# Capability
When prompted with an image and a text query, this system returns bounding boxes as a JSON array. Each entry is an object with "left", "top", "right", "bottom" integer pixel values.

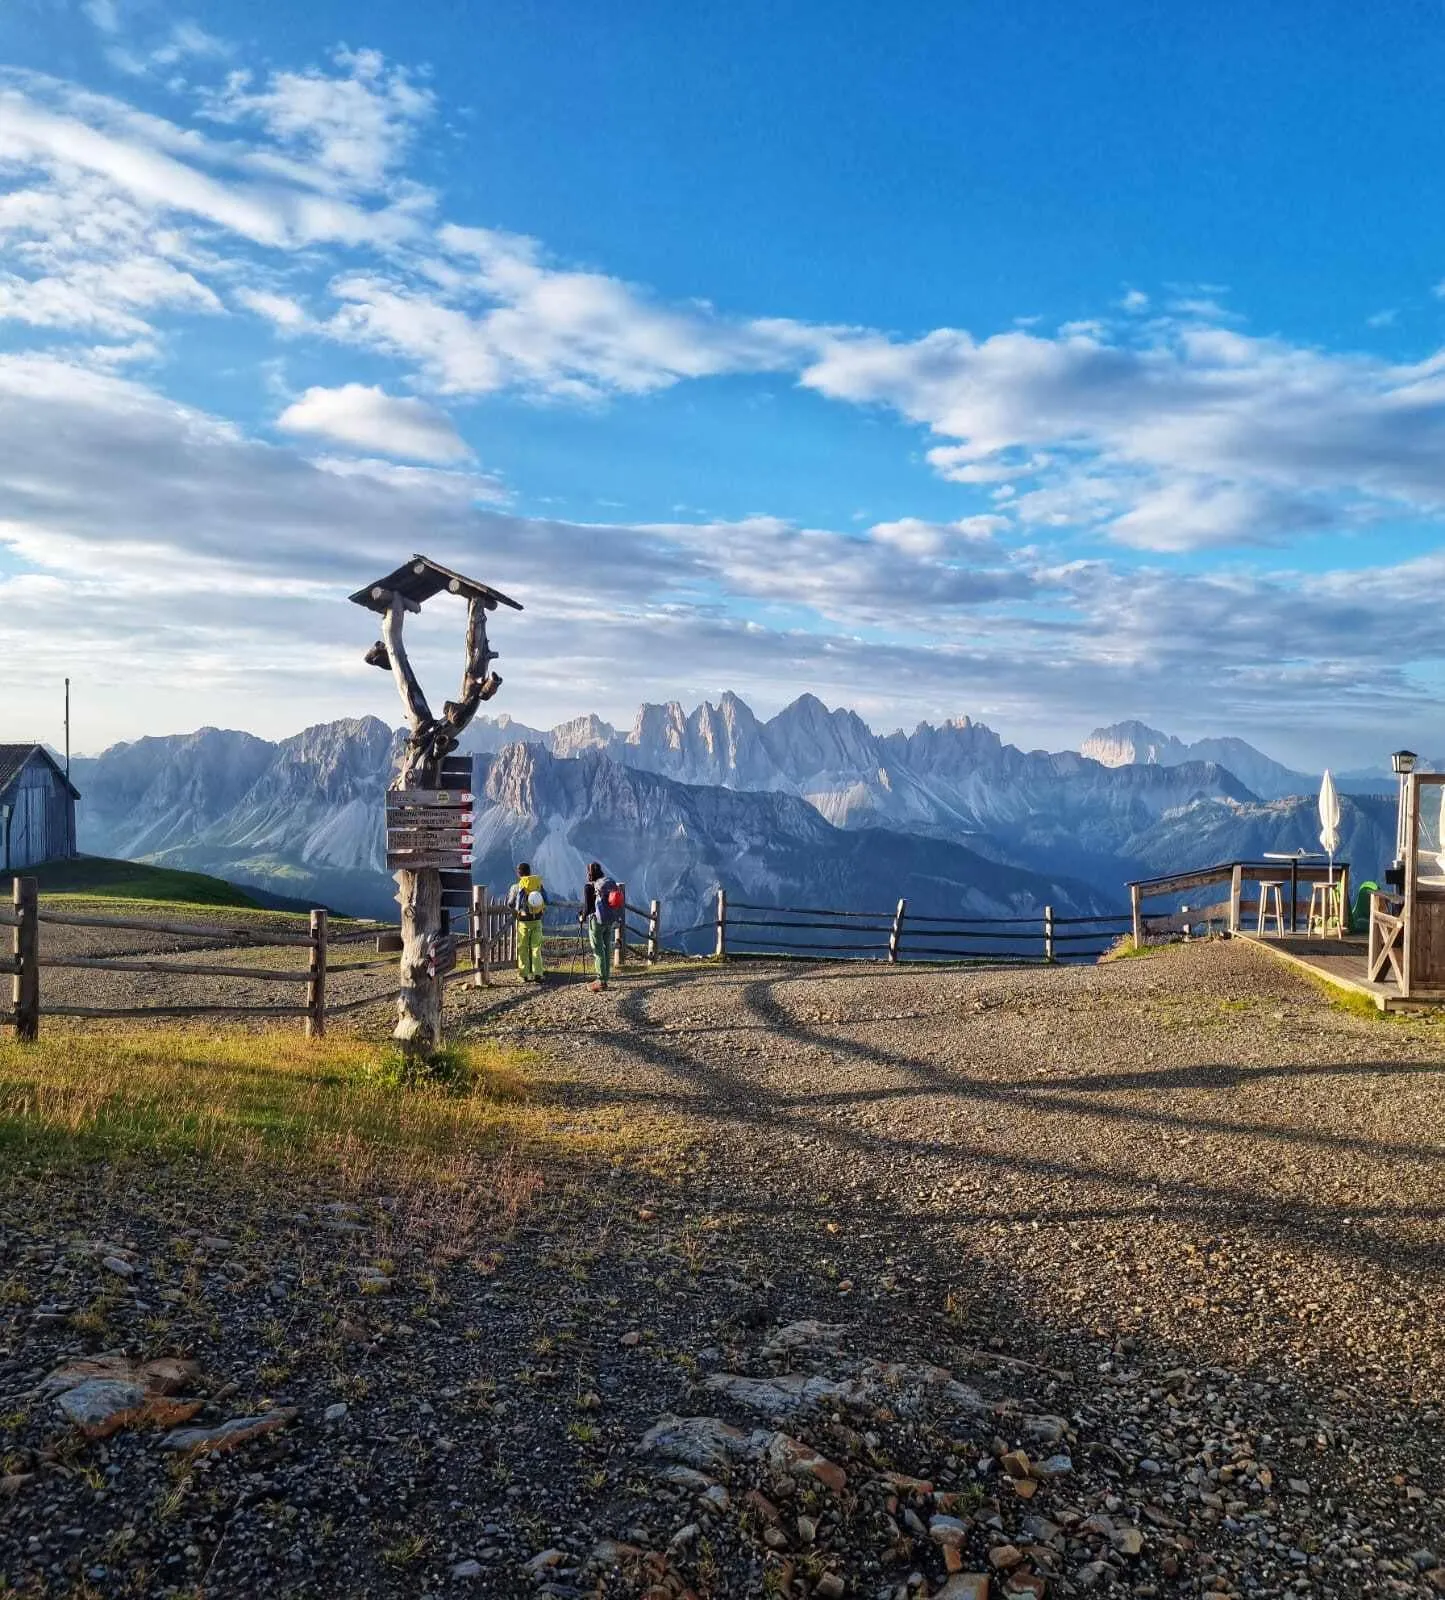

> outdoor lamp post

[{"left": 1390, "top": 750, "right": 1418, "bottom": 885}]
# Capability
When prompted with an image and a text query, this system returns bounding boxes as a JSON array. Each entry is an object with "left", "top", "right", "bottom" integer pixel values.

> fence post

[
  {"left": 1337, "top": 863, "right": 1350, "bottom": 938},
  {"left": 1229, "top": 864, "right": 1243, "bottom": 934},
  {"left": 472, "top": 885, "right": 489, "bottom": 985},
  {"left": 647, "top": 899, "right": 661, "bottom": 964},
  {"left": 13, "top": 876, "right": 38, "bottom": 1042},
  {"left": 305, "top": 908, "right": 328, "bottom": 1038},
  {"left": 1130, "top": 882, "right": 1143, "bottom": 950},
  {"left": 614, "top": 882, "right": 627, "bottom": 969},
  {"left": 714, "top": 888, "right": 727, "bottom": 960},
  {"left": 1043, "top": 904, "right": 1054, "bottom": 963},
  {"left": 888, "top": 897, "right": 907, "bottom": 963}
]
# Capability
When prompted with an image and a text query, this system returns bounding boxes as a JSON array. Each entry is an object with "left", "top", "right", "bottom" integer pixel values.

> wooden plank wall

[{"left": 4, "top": 755, "right": 75, "bottom": 869}]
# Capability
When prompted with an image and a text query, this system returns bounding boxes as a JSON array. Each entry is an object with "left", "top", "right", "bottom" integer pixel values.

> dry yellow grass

[{"left": 0, "top": 1026, "right": 631, "bottom": 1186}]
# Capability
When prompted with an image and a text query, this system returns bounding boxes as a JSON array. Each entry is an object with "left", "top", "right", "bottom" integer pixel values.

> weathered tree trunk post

[
  {"left": 1337, "top": 863, "right": 1350, "bottom": 938},
  {"left": 1229, "top": 864, "right": 1243, "bottom": 935},
  {"left": 1130, "top": 882, "right": 1143, "bottom": 951},
  {"left": 714, "top": 888, "right": 728, "bottom": 960},
  {"left": 13, "top": 875, "right": 38, "bottom": 1042},
  {"left": 305, "top": 908, "right": 328, "bottom": 1038},
  {"left": 382, "top": 589, "right": 495, "bottom": 1055},
  {"left": 1043, "top": 904, "right": 1054, "bottom": 963},
  {"left": 646, "top": 899, "right": 661, "bottom": 964},
  {"left": 888, "top": 897, "right": 907, "bottom": 963}
]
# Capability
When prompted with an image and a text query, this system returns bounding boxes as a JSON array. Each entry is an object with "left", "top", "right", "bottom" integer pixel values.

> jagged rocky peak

[
  {"left": 484, "top": 739, "right": 546, "bottom": 814},
  {"left": 550, "top": 713, "right": 615, "bottom": 757},
  {"left": 265, "top": 717, "right": 397, "bottom": 796},
  {"left": 627, "top": 700, "right": 689, "bottom": 754},
  {"left": 1080, "top": 720, "right": 1307, "bottom": 801},
  {"left": 1081, "top": 720, "right": 1183, "bottom": 768},
  {"left": 765, "top": 693, "right": 877, "bottom": 771}
]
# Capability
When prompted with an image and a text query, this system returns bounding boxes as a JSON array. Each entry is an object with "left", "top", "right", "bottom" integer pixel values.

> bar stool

[
  {"left": 1256, "top": 881, "right": 1286, "bottom": 935},
  {"left": 1307, "top": 880, "right": 1339, "bottom": 935}
]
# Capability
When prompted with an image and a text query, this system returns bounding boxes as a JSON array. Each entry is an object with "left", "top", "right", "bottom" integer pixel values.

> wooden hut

[
  {"left": 1368, "top": 771, "right": 1445, "bottom": 1000},
  {"left": 0, "top": 745, "right": 79, "bottom": 870}
]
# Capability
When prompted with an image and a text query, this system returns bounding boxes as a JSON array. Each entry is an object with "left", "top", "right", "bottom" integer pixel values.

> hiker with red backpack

[{"left": 580, "top": 861, "right": 623, "bottom": 991}]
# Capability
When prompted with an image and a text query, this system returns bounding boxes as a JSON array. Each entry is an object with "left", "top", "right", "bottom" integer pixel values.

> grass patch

[
  {"left": 0, "top": 1026, "right": 626, "bottom": 1182},
  {"left": 25, "top": 856, "right": 269, "bottom": 908},
  {"left": 1313, "top": 981, "right": 1389, "bottom": 1021},
  {"left": 1099, "top": 935, "right": 1182, "bottom": 963}
]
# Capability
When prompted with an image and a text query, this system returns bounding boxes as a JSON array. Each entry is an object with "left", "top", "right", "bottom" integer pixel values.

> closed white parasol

[{"left": 1319, "top": 769, "right": 1341, "bottom": 879}]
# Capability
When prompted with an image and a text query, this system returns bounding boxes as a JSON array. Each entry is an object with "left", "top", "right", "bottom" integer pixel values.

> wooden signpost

[{"left": 351, "top": 555, "right": 522, "bottom": 1054}]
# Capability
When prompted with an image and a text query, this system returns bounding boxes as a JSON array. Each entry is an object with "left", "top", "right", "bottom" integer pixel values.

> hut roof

[
  {"left": 0, "top": 744, "right": 81, "bottom": 801},
  {"left": 349, "top": 554, "right": 523, "bottom": 616}
]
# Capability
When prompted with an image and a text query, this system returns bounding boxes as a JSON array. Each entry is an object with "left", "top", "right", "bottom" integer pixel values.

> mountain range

[{"left": 68, "top": 693, "right": 1406, "bottom": 926}]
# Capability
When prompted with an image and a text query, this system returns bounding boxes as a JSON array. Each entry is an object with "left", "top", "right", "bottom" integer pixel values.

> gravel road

[
  {"left": 3, "top": 938, "right": 1443, "bottom": 1598},
  {"left": 466, "top": 940, "right": 1445, "bottom": 1400}
]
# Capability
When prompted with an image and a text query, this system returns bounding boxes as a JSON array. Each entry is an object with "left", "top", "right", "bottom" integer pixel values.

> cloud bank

[{"left": 0, "top": 35, "right": 1441, "bottom": 762}]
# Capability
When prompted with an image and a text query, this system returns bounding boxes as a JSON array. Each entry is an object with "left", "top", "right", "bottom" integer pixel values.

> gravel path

[
  {"left": 3, "top": 940, "right": 1443, "bottom": 1598},
  {"left": 463, "top": 941, "right": 1445, "bottom": 1397}
]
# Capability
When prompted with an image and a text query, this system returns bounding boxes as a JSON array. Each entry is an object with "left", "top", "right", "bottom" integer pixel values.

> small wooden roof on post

[
  {"left": 348, "top": 555, "right": 523, "bottom": 617},
  {"left": 352, "top": 553, "right": 522, "bottom": 1060}
]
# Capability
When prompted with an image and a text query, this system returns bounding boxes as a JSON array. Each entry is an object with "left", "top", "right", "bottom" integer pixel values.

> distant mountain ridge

[
  {"left": 1081, "top": 719, "right": 1310, "bottom": 801},
  {"left": 68, "top": 693, "right": 1401, "bottom": 920}
]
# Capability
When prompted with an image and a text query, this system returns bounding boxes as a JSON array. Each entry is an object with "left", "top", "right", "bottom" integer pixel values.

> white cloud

[
  {"left": 235, "top": 287, "right": 309, "bottom": 329},
  {"left": 277, "top": 382, "right": 472, "bottom": 464},
  {"left": 799, "top": 320, "right": 1445, "bottom": 550},
  {"left": 1, "top": 352, "right": 1442, "bottom": 755},
  {"left": 83, "top": 0, "right": 120, "bottom": 33},
  {"left": 321, "top": 228, "right": 800, "bottom": 399},
  {"left": 202, "top": 48, "right": 432, "bottom": 188}
]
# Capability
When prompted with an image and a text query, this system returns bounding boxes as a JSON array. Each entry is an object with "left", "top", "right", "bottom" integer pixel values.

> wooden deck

[{"left": 1236, "top": 932, "right": 1445, "bottom": 1011}]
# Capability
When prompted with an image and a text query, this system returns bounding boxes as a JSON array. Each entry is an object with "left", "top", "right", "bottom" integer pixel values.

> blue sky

[{"left": 1, "top": 0, "right": 1444, "bottom": 765}]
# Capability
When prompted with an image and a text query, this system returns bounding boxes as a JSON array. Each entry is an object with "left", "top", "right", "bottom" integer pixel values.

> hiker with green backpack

[{"left": 579, "top": 861, "right": 623, "bottom": 991}]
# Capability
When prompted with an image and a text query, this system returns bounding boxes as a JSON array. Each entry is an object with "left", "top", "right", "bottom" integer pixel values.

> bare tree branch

[{"left": 382, "top": 593, "right": 433, "bottom": 732}]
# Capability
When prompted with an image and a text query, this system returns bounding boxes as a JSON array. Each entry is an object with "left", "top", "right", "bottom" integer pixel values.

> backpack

[{"left": 594, "top": 876, "right": 622, "bottom": 925}]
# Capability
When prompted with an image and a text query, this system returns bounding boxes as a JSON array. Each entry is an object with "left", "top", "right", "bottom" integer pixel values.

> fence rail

[
  {"left": 10, "top": 857, "right": 1274, "bottom": 1039},
  {"left": 1126, "top": 858, "right": 1352, "bottom": 946},
  {"left": 3, "top": 877, "right": 443, "bottom": 1041}
]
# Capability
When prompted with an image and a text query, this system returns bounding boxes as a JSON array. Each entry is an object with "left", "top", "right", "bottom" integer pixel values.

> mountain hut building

[{"left": 0, "top": 745, "right": 79, "bottom": 871}]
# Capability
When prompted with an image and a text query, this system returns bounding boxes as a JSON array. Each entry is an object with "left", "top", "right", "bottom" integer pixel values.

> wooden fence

[
  {"left": 10, "top": 863, "right": 1270, "bottom": 1038},
  {"left": 3, "top": 876, "right": 430, "bottom": 1041},
  {"left": 467, "top": 883, "right": 660, "bottom": 981},
  {"left": 698, "top": 891, "right": 1133, "bottom": 965},
  {"left": 469, "top": 883, "right": 1135, "bottom": 969}
]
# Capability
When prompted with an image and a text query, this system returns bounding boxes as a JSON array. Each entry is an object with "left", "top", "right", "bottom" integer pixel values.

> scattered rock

[
  {"left": 450, "top": 1560, "right": 482, "bottom": 1580},
  {"left": 44, "top": 1356, "right": 202, "bottom": 1439},
  {"left": 937, "top": 1577, "right": 991, "bottom": 1600},
  {"left": 162, "top": 1408, "right": 297, "bottom": 1455}
]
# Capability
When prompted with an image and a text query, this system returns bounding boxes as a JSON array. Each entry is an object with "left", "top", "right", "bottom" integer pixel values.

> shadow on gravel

[{"left": 555, "top": 968, "right": 1445, "bottom": 1282}]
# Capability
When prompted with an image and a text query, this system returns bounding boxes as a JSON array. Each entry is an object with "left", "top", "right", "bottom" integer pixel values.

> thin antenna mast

[{"left": 64, "top": 677, "right": 70, "bottom": 780}]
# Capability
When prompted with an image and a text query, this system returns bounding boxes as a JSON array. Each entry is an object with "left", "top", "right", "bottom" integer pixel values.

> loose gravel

[{"left": 2, "top": 939, "right": 1443, "bottom": 1598}]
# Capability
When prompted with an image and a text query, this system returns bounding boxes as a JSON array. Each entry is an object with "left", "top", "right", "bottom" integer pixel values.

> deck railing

[{"left": 1126, "top": 859, "right": 1352, "bottom": 947}]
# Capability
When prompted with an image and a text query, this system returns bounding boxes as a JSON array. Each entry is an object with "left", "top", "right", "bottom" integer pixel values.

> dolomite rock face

[{"left": 73, "top": 691, "right": 1390, "bottom": 925}]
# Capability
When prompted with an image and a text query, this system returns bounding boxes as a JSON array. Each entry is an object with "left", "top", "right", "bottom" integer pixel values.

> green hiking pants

[
  {"left": 516, "top": 918, "right": 544, "bottom": 980},
  {"left": 587, "top": 917, "right": 614, "bottom": 985}
]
